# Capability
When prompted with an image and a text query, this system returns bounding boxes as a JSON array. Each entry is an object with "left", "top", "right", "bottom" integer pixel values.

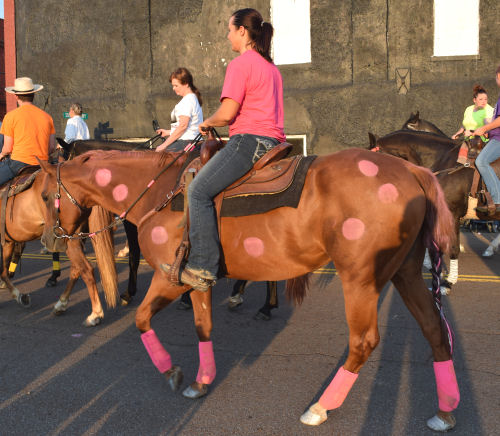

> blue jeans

[
  {"left": 0, "top": 158, "right": 28, "bottom": 185},
  {"left": 476, "top": 138, "right": 500, "bottom": 203},
  {"left": 186, "top": 134, "right": 279, "bottom": 279}
]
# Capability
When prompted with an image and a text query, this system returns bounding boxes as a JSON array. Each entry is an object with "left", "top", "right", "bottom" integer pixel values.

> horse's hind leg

[
  {"left": 391, "top": 249, "right": 459, "bottom": 431},
  {"left": 254, "top": 281, "right": 278, "bottom": 321},
  {"left": 6, "top": 242, "right": 24, "bottom": 279},
  {"left": 301, "top": 280, "right": 380, "bottom": 426},
  {"left": 228, "top": 279, "right": 247, "bottom": 310}
]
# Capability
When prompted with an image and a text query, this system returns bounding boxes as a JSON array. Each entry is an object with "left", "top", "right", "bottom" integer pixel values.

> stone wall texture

[{"left": 14, "top": 0, "right": 500, "bottom": 153}]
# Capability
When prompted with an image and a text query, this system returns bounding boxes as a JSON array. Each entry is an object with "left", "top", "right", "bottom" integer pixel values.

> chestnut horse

[
  {"left": 0, "top": 171, "right": 118, "bottom": 326},
  {"left": 38, "top": 149, "right": 459, "bottom": 430},
  {"left": 368, "top": 129, "right": 500, "bottom": 292}
]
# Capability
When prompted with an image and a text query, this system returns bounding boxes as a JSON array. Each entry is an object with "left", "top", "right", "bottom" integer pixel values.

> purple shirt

[{"left": 489, "top": 95, "right": 500, "bottom": 141}]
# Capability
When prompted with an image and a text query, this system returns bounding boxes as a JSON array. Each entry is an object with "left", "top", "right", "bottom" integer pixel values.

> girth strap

[{"left": 1, "top": 181, "right": 12, "bottom": 245}]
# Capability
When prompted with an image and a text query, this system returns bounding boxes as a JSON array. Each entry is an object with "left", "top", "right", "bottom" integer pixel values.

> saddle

[
  {"left": 158, "top": 140, "right": 316, "bottom": 284},
  {"left": 0, "top": 165, "right": 41, "bottom": 245}
]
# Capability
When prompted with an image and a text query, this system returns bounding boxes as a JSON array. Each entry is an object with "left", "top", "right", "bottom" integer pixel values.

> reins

[{"left": 52, "top": 133, "right": 204, "bottom": 240}]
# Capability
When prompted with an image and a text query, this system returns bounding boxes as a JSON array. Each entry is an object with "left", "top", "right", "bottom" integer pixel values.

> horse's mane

[{"left": 76, "top": 149, "right": 185, "bottom": 167}]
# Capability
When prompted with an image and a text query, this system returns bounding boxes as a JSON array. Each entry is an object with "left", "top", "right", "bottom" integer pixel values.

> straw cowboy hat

[{"left": 5, "top": 77, "right": 44, "bottom": 94}]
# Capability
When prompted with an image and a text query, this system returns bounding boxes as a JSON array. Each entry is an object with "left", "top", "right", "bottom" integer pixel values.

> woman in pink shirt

[{"left": 162, "top": 8, "right": 285, "bottom": 291}]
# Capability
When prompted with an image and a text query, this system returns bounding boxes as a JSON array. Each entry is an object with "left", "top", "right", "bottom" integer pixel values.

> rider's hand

[
  {"left": 156, "top": 129, "right": 170, "bottom": 138},
  {"left": 198, "top": 122, "right": 211, "bottom": 135},
  {"left": 474, "top": 126, "right": 487, "bottom": 137}
]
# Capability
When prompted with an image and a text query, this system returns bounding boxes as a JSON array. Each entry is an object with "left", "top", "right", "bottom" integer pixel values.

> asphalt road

[{"left": 0, "top": 227, "right": 498, "bottom": 436}]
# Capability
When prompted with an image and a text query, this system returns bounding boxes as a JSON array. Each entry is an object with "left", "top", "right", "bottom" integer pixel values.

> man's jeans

[
  {"left": 476, "top": 138, "right": 500, "bottom": 203},
  {"left": 186, "top": 134, "right": 279, "bottom": 279},
  {"left": 0, "top": 158, "right": 28, "bottom": 185}
]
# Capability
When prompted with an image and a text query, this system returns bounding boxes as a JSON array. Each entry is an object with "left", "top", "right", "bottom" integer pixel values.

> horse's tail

[
  {"left": 88, "top": 206, "right": 118, "bottom": 308},
  {"left": 285, "top": 273, "right": 311, "bottom": 306},
  {"left": 408, "top": 163, "right": 455, "bottom": 354}
]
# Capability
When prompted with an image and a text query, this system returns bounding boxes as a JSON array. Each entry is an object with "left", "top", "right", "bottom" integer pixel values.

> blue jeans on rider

[
  {"left": 475, "top": 138, "right": 500, "bottom": 204},
  {"left": 0, "top": 158, "right": 28, "bottom": 186},
  {"left": 185, "top": 134, "right": 280, "bottom": 280}
]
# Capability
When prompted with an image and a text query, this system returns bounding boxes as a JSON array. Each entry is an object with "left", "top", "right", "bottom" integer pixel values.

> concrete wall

[{"left": 13, "top": 0, "right": 500, "bottom": 153}]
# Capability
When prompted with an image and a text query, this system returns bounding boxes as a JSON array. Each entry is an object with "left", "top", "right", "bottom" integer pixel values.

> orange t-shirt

[{"left": 0, "top": 104, "right": 55, "bottom": 165}]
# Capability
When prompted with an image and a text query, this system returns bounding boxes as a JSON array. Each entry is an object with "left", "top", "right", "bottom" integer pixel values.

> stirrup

[{"left": 160, "top": 263, "right": 215, "bottom": 292}]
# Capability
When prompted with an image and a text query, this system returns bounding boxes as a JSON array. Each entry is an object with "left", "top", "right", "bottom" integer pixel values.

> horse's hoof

[
  {"left": 17, "top": 293, "right": 31, "bottom": 308},
  {"left": 164, "top": 365, "right": 183, "bottom": 391},
  {"left": 482, "top": 247, "right": 494, "bottom": 257},
  {"left": 182, "top": 383, "right": 208, "bottom": 399},
  {"left": 120, "top": 295, "right": 131, "bottom": 306},
  {"left": 300, "top": 403, "right": 327, "bottom": 426},
  {"left": 83, "top": 316, "right": 103, "bottom": 327},
  {"left": 227, "top": 295, "right": 243, "bottom": 310},
  {"left": 45, "top": 277, "right": 58, "bottom": 287},
  {"left": 426, "top": 414, "right": 456, "bottom": 432},
  {"left": 253, "top": 310, "right": 271, "bottom": 321},
  {"left": 0, "top": 280, "right": 7, "bottom": 289},
  {"left": 440, "top": 285, "right": 451, "bottom": 295}
]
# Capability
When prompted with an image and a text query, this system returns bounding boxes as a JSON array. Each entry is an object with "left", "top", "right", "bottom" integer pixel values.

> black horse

[
  {"left": 402, "top": 111, "right": 448, "bottom": 137},
  {"left": 368, "top": 129, "right": 500, "bottom": 293}
]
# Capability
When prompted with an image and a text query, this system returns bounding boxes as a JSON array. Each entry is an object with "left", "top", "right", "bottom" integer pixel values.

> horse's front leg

[
  {"left": 182, "top": 288, "right": 214, "bottom": 399},
  {"left": 254, "top": 281, "right": 278, "bottom": 320},
  {"left": 63, "top": 239, "right": 104, "bottom": 326},
  {"left": 120, "top": 220, "right": 139, "bottom": 305},
  {"left": 1, "top": 242, "right": 30, "bottom": 307},
  {"left": 136, "top": 271, "right": 187, "bottom": 392}
]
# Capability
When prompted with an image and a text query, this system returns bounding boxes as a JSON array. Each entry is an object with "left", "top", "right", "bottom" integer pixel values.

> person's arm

[
  {"left": 199, "top": 98, "right": 240, "bottom": 132},
  {"left": 474, "top": 116, "right": 500, "bottom": 137},
  {"left": 156, "top": 116, "right": 190, "bottom": 152},
  {"left": 1, "top": 135, "right": 13, "bottom": 158},
  {"left": 48, "top": 134, "right": 56, "bottom": 154}
]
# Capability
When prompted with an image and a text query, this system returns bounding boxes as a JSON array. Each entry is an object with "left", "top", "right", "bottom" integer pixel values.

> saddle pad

[
  {"left": 171, "top": 155, "right": 316, "bottom": 217},
  {"left": 5, "top": 169, "right": 40, "bottom": 197}
]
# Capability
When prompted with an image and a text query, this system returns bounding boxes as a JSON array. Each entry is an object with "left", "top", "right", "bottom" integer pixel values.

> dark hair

[
  {"left": 472, "top": 84, "right": 487, "bottom": 99},
  {"left": 169, "top": 67, "right": 202, "bottom": 106},
  {"left": 16, "top": 93, "right": 35, "bottom": 102},
  {"left": 496, "top": 65, "right": 500, "bottom": 75},
  {"left": 232, "top": 8, "right": 274, "bottom": 62}
]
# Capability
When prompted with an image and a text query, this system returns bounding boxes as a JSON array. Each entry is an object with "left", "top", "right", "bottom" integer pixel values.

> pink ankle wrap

[
  {"left": 434, "top": 360, "right": 460, "bottom": 412},
  {"left": 319, "top": 366, "right": 358, "bottom": 410},
  {"left": 141, "top": 330, "right": 172, "bottom": 373},
  {"left": 196, "top": 341, "right": 216, "bottom": 384}
]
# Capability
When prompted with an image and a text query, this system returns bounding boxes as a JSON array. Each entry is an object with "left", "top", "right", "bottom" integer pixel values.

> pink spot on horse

[
  {"left": 243, "top": 237, "right": 265, "bottom": 258},
  {"left": 95, "top": 168, "right": 112, "bottom": 187},
  {"left": 151, "top": 226, "right": 168, "bottom": 245},
  {"left": 378, "top": 183, "right": 399, "bottom": 203},
  {"left": 113, "top": 184, "right": 128, "bottom": 202},
  {"left": 342, "top": 218, "right": 365, "bottom": 241},
  {"left": 358, "top": 160, "right": 379, "bottom": 177}
]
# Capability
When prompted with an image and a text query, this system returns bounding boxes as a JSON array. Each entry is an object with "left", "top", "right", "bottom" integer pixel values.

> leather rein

[{"left": 51, "top": 134, "right": 204, "bottom": 240}]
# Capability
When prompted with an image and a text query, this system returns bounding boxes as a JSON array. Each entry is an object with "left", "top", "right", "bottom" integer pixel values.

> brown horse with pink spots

[{"left": 37, "top": 148, "right": 460, "bottom": 431}]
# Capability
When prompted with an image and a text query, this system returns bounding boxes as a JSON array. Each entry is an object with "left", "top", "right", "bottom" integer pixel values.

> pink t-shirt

[{"left": 221, "top": 50, "right": 286, "bottom": 142}]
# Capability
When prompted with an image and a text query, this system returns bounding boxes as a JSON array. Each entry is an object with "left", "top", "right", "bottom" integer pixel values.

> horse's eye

[{"left": 41, "top": 192, "right": 48, "bottom": 202}]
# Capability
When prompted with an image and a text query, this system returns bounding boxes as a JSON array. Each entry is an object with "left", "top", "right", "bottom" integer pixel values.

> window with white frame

[
  {"left": 433, "top": 0, "right": 479, "bottom": 57},
  {"left": 271, "top": 0, "right": 311, "bottom": 65}
]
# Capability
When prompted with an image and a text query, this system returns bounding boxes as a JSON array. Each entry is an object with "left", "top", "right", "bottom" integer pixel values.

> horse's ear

[
  {"left": 37, "top": 157, "right": 56, "bottom": 176},
  {"left": 368, "top": 132, "right": 378, "bottom": 148},
  {"left": 415, "top": 111, "right": 419, "bottom": 120}
]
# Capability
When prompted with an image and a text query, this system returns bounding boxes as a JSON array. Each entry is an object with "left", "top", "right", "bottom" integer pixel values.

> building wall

[
  {"left": 0, "top": 19, "right": 5, "bottom": 119},
  {"left": 13, "top": 0, "right": 500, "bottom": 152}
]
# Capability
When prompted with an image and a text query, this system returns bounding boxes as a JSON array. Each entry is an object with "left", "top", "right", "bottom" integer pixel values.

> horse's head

[
  {"left": 465, "top": 136, "right": 486, "bottom": 160},
  {"left": 38, "top": 158, "right": 92, "bottom": 252}
]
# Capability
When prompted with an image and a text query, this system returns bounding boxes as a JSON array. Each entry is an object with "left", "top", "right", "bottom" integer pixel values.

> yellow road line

[{"left": 18, "top": 254, "right": 500, "bottom": 282}]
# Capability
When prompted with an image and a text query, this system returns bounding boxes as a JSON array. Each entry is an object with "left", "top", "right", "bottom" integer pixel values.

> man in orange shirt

[{"left": 0, "top": 77, "right": 56, "bottom": 185}]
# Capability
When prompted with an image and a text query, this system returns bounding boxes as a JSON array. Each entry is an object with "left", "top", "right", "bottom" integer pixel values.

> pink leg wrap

[
  {"left": 434, "top": 360, "right": 460, "bottom": 412},
  {"left": 319, "top": 366, "right": 358, "bottom": 410},
  {"left": 196, "top": 341, "right": 216, "bottom": 384},
  {"left": 141, "top": 329, "right": 172, "bottom": 373}
]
